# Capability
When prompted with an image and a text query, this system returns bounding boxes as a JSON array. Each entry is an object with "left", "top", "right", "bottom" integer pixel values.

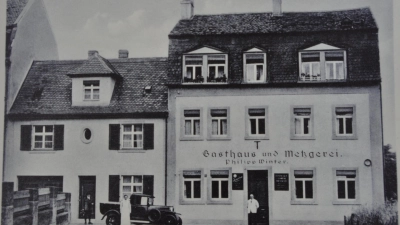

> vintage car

[{"left": 100, "top": 193, "right": 182, "bottom": 225}]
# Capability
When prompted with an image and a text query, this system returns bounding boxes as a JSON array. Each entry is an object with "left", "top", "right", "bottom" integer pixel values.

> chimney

[
  {"left": 88, "top": 50, "right": 99, "bottom": 59},
  {"left": 181, "top": 0, "right": 194, "bottom": 20},
  {"left": 272, "top": 0, "right": 282, "bottom": 16},
  {"left": 119, "top": 49, "right": 129, "bottom": 58}
]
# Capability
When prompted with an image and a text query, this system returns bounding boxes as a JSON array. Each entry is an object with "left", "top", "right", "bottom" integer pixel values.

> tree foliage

[{"left": 384, "top": 144, "right": 397, "bottom": 202}]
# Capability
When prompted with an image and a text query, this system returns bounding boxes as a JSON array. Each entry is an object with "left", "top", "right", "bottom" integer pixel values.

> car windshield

[{"left": 148, "top": 197, "right": 154, "bottom": 206}]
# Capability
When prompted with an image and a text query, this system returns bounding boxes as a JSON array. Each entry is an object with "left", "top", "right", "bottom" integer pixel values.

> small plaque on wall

[
  {"left": 274, "top": 173, "right": 289, "bottom": 191},
  {"left": 232, "top": 173, "right": 243, "bottom": 190}
]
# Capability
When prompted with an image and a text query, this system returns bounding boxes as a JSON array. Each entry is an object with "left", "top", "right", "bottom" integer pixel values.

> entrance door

[
  {"left": 248, "top": 170, "right": 269, "bottom": 225},
  {"left": 79, "top": 176, "right": 96, "bottom": 219}
]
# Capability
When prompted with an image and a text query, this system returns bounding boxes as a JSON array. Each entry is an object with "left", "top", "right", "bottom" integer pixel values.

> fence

[{"left": 1, "top": 182, "right": 71, "bottom": 225}]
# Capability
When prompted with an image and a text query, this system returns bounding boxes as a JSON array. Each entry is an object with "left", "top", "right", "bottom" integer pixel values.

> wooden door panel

[{"left": 248, "top": 170, "right": 269, "bottom": 225}]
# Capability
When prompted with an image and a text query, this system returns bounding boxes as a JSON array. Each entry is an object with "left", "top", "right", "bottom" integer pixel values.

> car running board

[{"left": 130, "top": 220, "right": 151, "bottom": 224}]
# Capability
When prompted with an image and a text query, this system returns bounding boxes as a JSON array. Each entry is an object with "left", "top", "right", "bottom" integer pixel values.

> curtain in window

[
  {"left": 212, "top": 120, "right": 218, "bottom": 135},
  {"left": 294, "top": 108, "right": 311, "bottom": 115},
  {"left": 185, "top": 121, "right": 191, "bottom": 135},
  {"left": 186, "top": 67, "right": 193, "bottom": 79},
  {"left": 336, "top": 107, "right": 353, "bottom": 114},
  {"left": 336, "top": 170, "right": 356, "bottom": 176},
  {"left": 221, "top": 120, "right": 227, "bottom": 135},
  {"left": 295, "top": 118, "right": 301, "bottom": 134},
  {"left": 249, "top": 108, "right": 265, "bottom": 116},
  {"left": 217, "top": 66, "right": 224, "bottom": 78},
  {"left": 246, "top": 64, "right": 255, "bottom": 81},
  {"left": 256, "top": 65, "right": 263, "bottom": 80},
  {"left": 194, "top": 120, "right": 200, "bottom": 135},
  {"left": 294, "top": 170, "right": 313, "bottom": 176}
]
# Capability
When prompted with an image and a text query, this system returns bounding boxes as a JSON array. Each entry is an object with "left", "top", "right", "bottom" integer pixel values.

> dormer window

[
  {"left": 299, "top": 43, "right": 346, "bottom": 82},
  {"left": 183, "top": 47, "right": 228, "bottom": 84},
  {"left": 243, "top": 48, "right": 267, "bottom": 83},
  {"left": 83, "top": 80, "right": 100, "bottom": 100}
]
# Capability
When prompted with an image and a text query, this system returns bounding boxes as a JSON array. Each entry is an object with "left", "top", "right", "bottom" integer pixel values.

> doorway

[
  {"left": 79, "top": 176, "right": 96, "bottom": 219},
  {"left": 247, "top": 170, "right": 269, "bottom": 225}
]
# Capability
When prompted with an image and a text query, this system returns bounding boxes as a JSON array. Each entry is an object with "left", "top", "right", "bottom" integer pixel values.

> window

[
  {"left": 246, "top": 107, "right": 268, "bottom": 140},
  {"left": 81, "top": 128, "right": 93, "bottom": 143},
  {"left": 122, "top": 175, "right": 143, "bottom": 196},
  {"left": 182, "top": 47, "right": 228, "bottom": 84},
  {"left": 183, "top": 109, "right": 201, "bottom": 138},
  {"left": 244, "top": 52, "right": 266, "bottom": 83},
  {"left": 20, "top": 125, "right": 64, "bottom": 151},
  {"left": 291, "top": 168, "right": 317, "bottom": 205},
  {"left": 33, "top": 125, "right": 53, "bottom": 149},
  {"left": 333, "top": 106, "right": 357, "bottom": 140},
  {"left": 207, "top": 168, "right": 232, "bottom": 204},
  {"left": 18, "top": 176, "right": 63, "bottom": 191},
  {"left": 121, "top": 124, "right": 143, "bottom": 149},
  {"left": 109, "top": 124, "right": 154, "bottom": 150},
  {"left": 108, "top": 175, "right": 154, "bottom": 202},
  {"left": 299, "top": 44, "right": 346, "bottom": 82},
  {"left": 291, "top": 106, "right": 314, "bottom": 140},
  {"left": 208, "top": 108, "right": 230, "bottom": 139},
  {"left": 83, "top": 80, "right": 100, "bottom": 100},
  {"left": 333, "top": 169, "right": 359, "bottom": 204},
  {"left": 180, "top": 170, "right": 204, "bottom": 205}
]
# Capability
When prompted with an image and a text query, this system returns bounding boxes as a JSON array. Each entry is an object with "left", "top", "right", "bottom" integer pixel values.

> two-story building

[
  {"left": 3, "top": 50, "right": 169, "bottom": 224},
  {"left": 166, "top": 1, "right": 384, "bottom": 225}
]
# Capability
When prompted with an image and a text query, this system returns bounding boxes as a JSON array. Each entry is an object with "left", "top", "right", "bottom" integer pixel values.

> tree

[{"left": 383, "top": 144, "right": 397, "bottom": 202}]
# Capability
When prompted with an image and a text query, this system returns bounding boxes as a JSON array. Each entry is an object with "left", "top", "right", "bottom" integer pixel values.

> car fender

[
  {"left": 162, "top": 211, "right": 181, "bottom": 218},
  {"left": 101, "top": 210, "right": 120, "bottom": 220}
]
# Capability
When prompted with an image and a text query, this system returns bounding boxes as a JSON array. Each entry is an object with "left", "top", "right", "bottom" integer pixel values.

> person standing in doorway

[
  {"left": 120, "top": 194, "right": 131, "bottom": 225},
  {"left": 84, "top": 193, "right": 94, "bottom": 224},
  {"left": 247, "top": 194, "right": 259, "bottom": 225}
]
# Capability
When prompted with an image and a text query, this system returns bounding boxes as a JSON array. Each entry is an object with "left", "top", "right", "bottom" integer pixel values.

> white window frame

[
  {"left": 121, "top": 124, "right": 143, "bottom": 149},
  {"left": 207, "top": 107, "right": 231, "bottom": 140},
  {"left": 33, "top": 125, "right": 54, "bottom": 149},
  {"left": 182, "top": 48, "right": 228, "bottom": 84},
  {"left": 184, "top": 65, "right": 202, "bottom": 80},
  {"left": 332, "top": 105, "right": 357, "bottom": 140},
  {"left": 180, "top": 169, "right": 205, "bottom": 205},
  {"left": 243, "top": 51, "right": 267, "bottom": 83},
  {"left": 298, "top": 44, "right": 347, "bottom": 82},
  {"left": 291, "top": 106, "right": 314, "bottom": 140},
  {"left": 325, "top": 61, "right": 345, "bottom": 80},
  {"left": 290, "top": 168, "right": 317, "bottom": 205},
  {"left": 245, "top": 106, "right": 269, "bottom": 140},
  {"left": 208, "top": 64, "right": 226, "bottom": 80},
  {"left": 336, "top": 175, "right": 356, "bottom": 200},
  {"left": 211, "top": 177, "right": 228, "bottom": 200},
  {"left": 336, "top": 114, "right": 353, "bottom": 136},
  {"left": 181, "top": 108, "right": 203, "bottom": 141},
  {"left": 83, "top": 81, "right": 100, "bottom": 100},
  {"left": 121, "top": 175, "right": 143, "bottom": 197},
  {"left": 183, "top": 177, "right": 202, "bottom": 200},
  {"left": 332, "top": 168, "right": 360, "bottom": 205}
]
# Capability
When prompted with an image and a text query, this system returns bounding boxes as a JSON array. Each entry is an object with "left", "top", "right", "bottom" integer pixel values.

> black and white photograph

[{"left": 0, "top": 0, "right": 398, "bottom": 225}]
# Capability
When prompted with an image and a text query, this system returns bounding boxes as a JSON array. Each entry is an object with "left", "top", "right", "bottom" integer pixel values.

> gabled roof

[
  {"left": 9, "top": 58, "right": 169, "bottom": 118},
  {"left": 7, "top": 0, "right": 29, "bottom": 26},
  {"left": 169, "top": 8, "right": 377, "bottom": 36},
  {"left": 67, "top": 53, "right": 121, "bottom": 78}
]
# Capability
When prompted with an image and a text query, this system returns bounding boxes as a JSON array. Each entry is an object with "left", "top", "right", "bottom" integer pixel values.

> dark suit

[{"left": 84, "top": 197, "right": 93, "bottom": 223}]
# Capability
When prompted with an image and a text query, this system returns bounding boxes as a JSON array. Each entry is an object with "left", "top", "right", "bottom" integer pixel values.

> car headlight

[{"left": 169, "top": 206, "right": 174, "bottom": 212}]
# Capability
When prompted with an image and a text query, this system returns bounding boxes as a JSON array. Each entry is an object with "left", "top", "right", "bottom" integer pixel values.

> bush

[{"left": 345, "top": 202, "right": 398, "bottom": 225}]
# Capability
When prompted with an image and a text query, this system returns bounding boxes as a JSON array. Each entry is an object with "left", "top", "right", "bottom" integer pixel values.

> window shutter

[
  {"left": 109, "top": 124, "right": 120, "bottom": 150},
  {"left": 109, "top": 175, "right": 120, "bottom": 202},
  {"left": 54, "top": 125, "right": 64, "bottom": 150},
  {"left": 20, "top": 125, "right": 32, "bottom": 151},
  {"left": 143, "top": 124, "right": 154, "bottom": 150},
  {"left": 143, "top": 175, "right": 154, "bottom": 196}
]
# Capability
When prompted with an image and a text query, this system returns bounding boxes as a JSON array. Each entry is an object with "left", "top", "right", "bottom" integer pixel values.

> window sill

[
  {"left": 290, "top": 136, "right": 315, "bottom": 140},
  {"left": 206, "top": 200, "right": 233, "bottom": 205},
  {"left": 180, "top": 136, "right": 204, "bottom": 141},
  {"left": 298, "top": 80, "right": 346, "bottom": 83},
  {"left": 181, "top": 83, "right": 228, "bottom": 85},
  {"left": 245, "top": 136, "right": 269, "bottom": 140},
  {"left": 83, "top": 99, "right": 100, "bottom": 101},
  {"left": 207, "top": 136, "right": 231, "bottom": 141},
  {"left": 29, "top": 150, "right": 56, "bottom": 154},
  {"left": 332, "top": 200, "right": 360, "bottom": 205},
  {"left": 332, "top": 135, "right": 357, "bottom": 140},
  {"left": 179, "top": 200, "right": 206, "bottom": 205},
  {"left": 118, "top": 150, "right": 147, "bottom": 153},
  {"left": 290, "top": 200, "right": 318, "bottom": 205}
]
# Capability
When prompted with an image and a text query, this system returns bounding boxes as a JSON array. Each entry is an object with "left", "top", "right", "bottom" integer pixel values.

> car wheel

[
  {"left": 148, "top": 209, "right": 162, "bottom": 223},
  {"left": 164, "top": 215, "right": 178, "bottom": 225},
  {"left": 106, "top": 213, "right": 120, "bottom": 225},
  {"left": 178, "top": 217, "right": 182, "bottom": 225}
]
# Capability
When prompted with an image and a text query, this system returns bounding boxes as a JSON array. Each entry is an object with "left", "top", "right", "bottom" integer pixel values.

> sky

[{"left": 42, "top": 0, "right": 395, "bottom": 146}]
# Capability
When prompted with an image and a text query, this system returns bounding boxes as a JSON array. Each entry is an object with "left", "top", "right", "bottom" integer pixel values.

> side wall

[
  {"left": 167, "top": 85, "right": 384, "bottom": 225},
  {"left": 3, "top": 118, "right": 166, "bottom": 224},
  {"left": 7, "top": 0, "right": 59, "bottom": 112}
]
